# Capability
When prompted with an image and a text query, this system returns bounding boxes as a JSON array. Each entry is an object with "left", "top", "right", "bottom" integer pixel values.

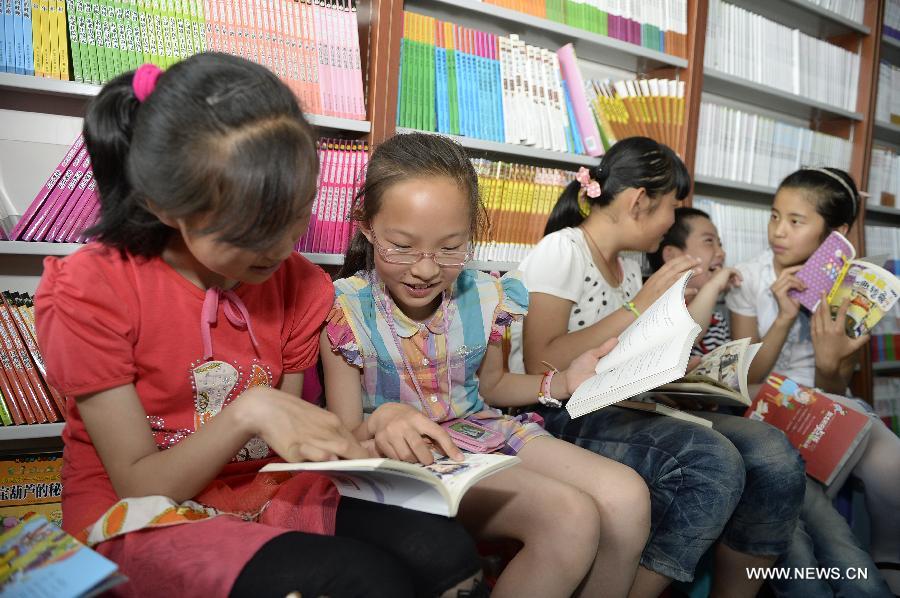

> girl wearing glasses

[{"left": 320, "top": 132, "right": 652, "bottom": 598}]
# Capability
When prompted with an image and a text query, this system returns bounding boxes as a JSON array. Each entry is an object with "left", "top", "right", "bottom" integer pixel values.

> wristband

[{"left": 623, "top": 301, "right": 641, "bottom": 318}]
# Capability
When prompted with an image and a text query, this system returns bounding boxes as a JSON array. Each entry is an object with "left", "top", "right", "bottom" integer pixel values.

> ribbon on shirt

[{"left": 200, "top": 288, "right": 260, "bottom": 360}]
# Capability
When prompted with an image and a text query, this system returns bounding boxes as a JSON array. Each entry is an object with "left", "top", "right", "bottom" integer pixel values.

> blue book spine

[
  {"left": 13, "top": 0, "right": 23, "bottom": 74},
  {"left": 462, "top": 44, "right": 475, "bottom": 138},
  {"left": 396, "top": 38, "right": 404, "bottom": 126},
  {"left": 4, "top": 0, "right": 14, "bottom": 73},
  {"left": 492, "top": 50, "right": 503, "bottom": 142},
  {"left": 562, "top": 79, "right": 585, "bottom": 155},
  {"left": 477, "top": 43, "right": 490, "bottom": 140},
  {"left": 0, "top": 0, "right": 6, "bottom": 72},
  {"left": 21, "top": 0, "right": 31, "bottom": 73},
  {"left": 454, "top": 38, "right": 467, "bottom": 137},
  {"left": 435, "top": 45, "right": 449, "bottom": 134}
]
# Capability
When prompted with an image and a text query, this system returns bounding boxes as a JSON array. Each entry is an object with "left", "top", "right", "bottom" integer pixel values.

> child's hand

[
  {"left": 770, "top": 265, "right": 804, "bottom": 323},
  {"left": 562, "top": 338, "right": 619, "bottom": 394},
  {"left": 634, "top": 255, "right": 703, "bottom": 312},
  {"left": 707, "top": 266, "right": 742, "bottom": 294},
  {"left": 367, "top": 403, "right": 465, "bottom": 464},
  {"left": 811, "top": 293, "right": 870, "bottom": 375},
  {"left": 237, "top": 386, "right": 369, "bottom": 463}
]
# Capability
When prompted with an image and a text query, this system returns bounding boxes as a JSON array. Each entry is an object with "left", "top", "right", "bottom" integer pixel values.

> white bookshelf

[
  {"left": 396, "top": 127, "right": 600, "bottom": 168},
  {"left": 702, "top": 69, "right": 864, "bottom": 124},
  {"left": 403, "top": 0, "right": 688, "bottom": 73},
  {"left": 873, "top": 120, "right": 900, "bottom": 146},
  {"left": 0, "top": 423, "right": 64, "bottom": 441},
  {"left": 722, "top": 0, "right": 868, "bottom": 37},
  {"left": 693, "top": 176, "right": 777, "bottom": 204}
]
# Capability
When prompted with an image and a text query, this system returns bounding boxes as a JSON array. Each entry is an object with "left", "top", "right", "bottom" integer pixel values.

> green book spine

[
  {"left": 447, "top": 47, "right": 459, "bottom": 135},
  {"left": 398, "top": 37, "right": 408, "bottom": 127},
  {"left": 426, "top": 34, "right": 435, "bottom": 131},
  {"left": 0, "top": 390, "right": 13, "bottom": 426},
  {"left": 89, "top": 0, "right": 107, "bottom": 82},
  {"left": 125, "top": 0, "right": 140, "bottom": 68},
  {"left": 111, "top": 0, "right": 128, "bottom": 74},
  {"left": 81, "top": 0, "right": 99, "bottom": 82},
  {"left": 150, "top": 0, "right": 165, "bottom": 66},
  {"left": 65, "top": 0, "right": 83, "bottom": 81}
]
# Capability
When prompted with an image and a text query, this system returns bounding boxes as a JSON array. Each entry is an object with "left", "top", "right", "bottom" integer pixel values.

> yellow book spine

[
  {"left": 47, "top": 0, "right": 60, "bottom": 78},
  {"left": 56, "top": 0, "right": 69, "bottom": 79}
]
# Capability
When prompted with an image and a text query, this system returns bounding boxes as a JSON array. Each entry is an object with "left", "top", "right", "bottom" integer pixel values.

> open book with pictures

[
  {"left": 657, "top": 337, "right": 762, "bottom": 407},
  {"left": 566, "top": 271, "right": 701, "bottom": 418},
  {"left": 0, "top": 515, "right": 126, "bottom": 598},
  {"left": 788, "top": 231, "right": 900, "bottom": 337},
  {"left": 261, "top": 453, "right": 519, "bottom": 517}
]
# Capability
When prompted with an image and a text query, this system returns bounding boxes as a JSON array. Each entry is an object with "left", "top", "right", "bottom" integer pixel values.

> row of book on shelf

[
  {"left": 695, "top": 102, "right": 852, "bottom": 190},
  {"left": 705, "top": 0, "right": 860, "bottom": 112},
  {"left": 876, "top": 61, "right": 900, "bottom": 126},
  {"left": 885, "top": 0, "right": 900, "bottom": 43},
  {"left": 398, "top": 11, "right": 685, "bottom": 156},
  {"left": 479, "top": 0, "right": 689, "bottom": 58},
  {"left": 869, "top": 145, "right": 900, "bottom": 209},
  {"left": 0, "top": 0, "right": 366, "bottom": 120}
]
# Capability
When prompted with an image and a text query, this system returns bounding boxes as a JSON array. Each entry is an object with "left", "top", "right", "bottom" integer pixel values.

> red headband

[{"left": 133, "top": 64, "right": 163, "bottom": 103}]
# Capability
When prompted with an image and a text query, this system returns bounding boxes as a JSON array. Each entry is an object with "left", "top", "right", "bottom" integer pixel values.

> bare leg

[
  {"left": 710, "top": 543, "right": 775, "bottom": 598},
  {"left": 627, "top": 566, "right": 674, "bottom": 598},
  {"left": 516, "top": 437, "right": 652, "bottom": 598},
  {"left": 458, "top": 461, "right": 603, "bottom": 598}
]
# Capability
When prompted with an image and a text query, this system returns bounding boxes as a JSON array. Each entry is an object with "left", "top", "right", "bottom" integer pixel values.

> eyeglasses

[{"left": 371, "top": 233, "right": 472, "bottom": 267}]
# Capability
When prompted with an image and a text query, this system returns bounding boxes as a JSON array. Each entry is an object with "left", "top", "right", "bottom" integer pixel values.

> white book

[
  {"left": 567, "top": 271, "right": 700, "bottom": 418},
  {"left": 262, "top": 453, "right": 520, "bottom": 517}
]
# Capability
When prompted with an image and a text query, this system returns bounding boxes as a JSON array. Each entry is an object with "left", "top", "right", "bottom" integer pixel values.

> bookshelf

[
  {"left": 722, "top": 0, "right": 869, "bottom": 36},
  {"left": 873, "top": 119, "right": 900, "bottom": 144}
]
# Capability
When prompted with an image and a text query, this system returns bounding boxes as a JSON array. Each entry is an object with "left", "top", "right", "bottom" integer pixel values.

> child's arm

[
  {"left": 688, "top": 267, "right": 741, "bottom": 337},
  {"left": 478, "top": 338, "right": 618, "bottom": 407},
  {"left": 77, "top": 380, "right": 367, "bottom": 503},
  {"left": 732, "top": 265, "right": 804, "bottom": 383},
  {"left": 523, "top": 255, "right": 701, "bottom": 373},
  {"left": 812, "top": 295, "right": 870, "bottom": 394},
  {"left": 319, "top": 329, "right": 462, "bottom": 463}
]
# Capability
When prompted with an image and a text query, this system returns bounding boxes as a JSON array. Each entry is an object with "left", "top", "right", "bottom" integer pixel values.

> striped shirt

[
  {"left": 693, "top": 310, "right": 731, "bottom": 356},
  {"left": 327, "top": 269, "right": 547, "bottom": 454}
]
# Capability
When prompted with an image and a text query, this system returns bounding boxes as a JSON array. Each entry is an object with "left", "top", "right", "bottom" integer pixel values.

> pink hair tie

[
  {"left": 133, "top": 64, "right": 163, "bottom": 103},
  {"left": 575, "top": 167, "right": 602, "bottom": 198}
]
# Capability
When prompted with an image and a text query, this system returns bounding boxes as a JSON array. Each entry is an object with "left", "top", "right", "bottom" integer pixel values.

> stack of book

[
  {"left": 480, "top": 0, "right": 689, "bottom": 58},
  {"left": 884, "top": 0, "right": 900, "bottom": 43},
  {"left": 0, "top": 0, "right": 366, "bottom": 120},
  {"left": 295, "top": 138, "right": 368, "bottom": 255},
  {"left": 875, "top": 61, "right": 900, "bottom": 125},
  {"left": 868, "top": 145, "right": 900, "bottom": 208},
  {"left": 695, "top": 102, "right": 852, "bottom": 189},
  {"left": 705, "top": 0, "right": 860, "bottom": 112},
  {"left": 397, "top": 12, "right": 603, "bottom": 156},
  {"left": 0, "top": 291, "right": 64, "bottom": 426},
  {"left": 472, "top": 159, "right": 573, "bottom": 263},
  {"left": 866, "top": 226, "right": 900, "bottom": 260},
  {"left": 586, "top": 77, "right": 684, "bottom": 151},
  {"left": 808, "top": 0, "right": 864, "bottom": 23}
]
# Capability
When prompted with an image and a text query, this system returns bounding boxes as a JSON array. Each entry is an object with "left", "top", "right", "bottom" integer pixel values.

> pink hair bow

[{"left": 575, "top": 167, "right": 602, "bottom": 198}]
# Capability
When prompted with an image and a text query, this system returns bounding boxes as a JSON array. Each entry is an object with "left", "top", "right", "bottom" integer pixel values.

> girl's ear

[
  {"left": 624, "top": 187, "right": 647, "bottom": 221},
  {"left": 661, "top": 244, "right": 683, "bottom": 263},
  {"left": 835, "top": 223, "right": 850, "bottom": 237},
  {"left": 359, "top": 221, "right": 374, "bottom": 244}
]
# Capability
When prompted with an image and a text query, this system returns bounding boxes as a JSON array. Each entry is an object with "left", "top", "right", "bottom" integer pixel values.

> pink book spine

[
  {"left": 269, "top": 1, "right": 287, "bottom": 91},
  {"left": 300, "top": 139, "right": 328, "bottom": 252},
  {"left": 292, "top": 0, "right": 308, "bottom": 109},
  {"left": 610, "top": 15, "right": 622, "bottom": 41},
  {"left": 238, "top": 0, "right": 254, "bottom": 65},
  {"left": 350, "top": 144, "right": 367, "bottom": 245},
  {"left": 202, "top": 0, "right": 214, "bottom": 52},
  {"left": 305, "top": 1, "right": 321, "bottom": 114},
  {"left": 24, "top": 146, "right": 89, "bottom": 241},
  {"left": 250, "top": 0, "right": 265, "bottom": 70},
  {"left": 340, "top": 143, "right": 360, "bottom": 252},
  {"left": 348, "top": 3, "right": 364, "bottom": 119},
  {"left": 211, "top": 0, "right": 224, "bottom": 53},
  {"left": 73, "top": 186, "right": 100, "bottom": 243},
  {"left": 556, "top": 44, "right": 603, "bottom": 157},
  {"left": 332, "top": 144, "right": 352, "bottom": 253},
  {"left": 265, "top": 1, "right": 279, "bottom": 78},
  {"left": 12, "top": 135, "right": 85, "bottom": 240},
  {"left": 336, "top": 1, "right": 352, "bottom": 119},
  {"left": 315, "top": 1, "right": 333, "bottom": 115},
  {"left": 325, "top": 1, "right": 343, "bottom": 118},
  {"left": 47, "top": 154, "right": 92, "bottom": 241},
  {"left": 55, "top": 169, "right": 95, "bottom": 242},
  {"left": 307, "top": 141, "right": 327, "bottom": 253},
  {"left": 320, "top": 143, "right": 341, "bottom": 253}
]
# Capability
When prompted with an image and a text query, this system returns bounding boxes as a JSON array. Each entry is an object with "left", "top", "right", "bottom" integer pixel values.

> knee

[
  {"left": 595, "top": 466, "right": 651, "bottom": 538},
  {"left": 749, "top": 425, "right": 806, "bottom": 500},
  {"left": 401, "top": 517, "right": 481, "bottom": 595},
  {"left": 543, "top": 485, "right": 604, "bottom": 551}
]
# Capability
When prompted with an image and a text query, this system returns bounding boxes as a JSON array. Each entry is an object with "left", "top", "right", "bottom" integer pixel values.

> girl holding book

[
  {"left": 727, "top": 167, "right": 900, "bottom": 596},
  {"left": 321, "top": 132, "right": 651, "bottom": 598},
  {"left": 509, "top": 137, "right": 807, "bottom": 598},
  {"left": 34, "top": 54, "right": 486, "bottom": 598}
]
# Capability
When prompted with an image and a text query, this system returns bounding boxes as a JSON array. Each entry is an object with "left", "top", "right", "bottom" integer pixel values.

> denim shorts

[{"left": 539, "top": 404, "right": 806, "bottom": 582}]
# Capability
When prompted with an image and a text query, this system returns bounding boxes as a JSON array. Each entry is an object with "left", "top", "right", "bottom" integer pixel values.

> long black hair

[
  {"left": 339, "top": 132, "right": 487, "bottom": 278},
  {"left": 777, "top": 167, "right": 860, "bottom": 234},
  {"left": 83, "top": 52, "right": 319, "bottom": 257},
  {"left": 544, "top": 136, "right": 691, "bottom": 236}
]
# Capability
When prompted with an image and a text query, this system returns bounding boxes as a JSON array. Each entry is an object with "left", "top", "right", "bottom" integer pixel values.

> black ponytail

[
  {"left": 544, "top": 137, "right": 691, "bottom": 236},
  {"left": 84, "top": 52, "right": 319, "bottom": 257}
]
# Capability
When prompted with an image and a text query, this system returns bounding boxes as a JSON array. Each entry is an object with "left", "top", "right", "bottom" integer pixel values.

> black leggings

[{"left": 230, "top": 497, "right": 481, "bottom": 598}]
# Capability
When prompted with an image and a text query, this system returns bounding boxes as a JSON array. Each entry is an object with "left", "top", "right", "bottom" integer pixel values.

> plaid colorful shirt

[{"left": 327, "top": 269, "right": 547, "bottom": 454}]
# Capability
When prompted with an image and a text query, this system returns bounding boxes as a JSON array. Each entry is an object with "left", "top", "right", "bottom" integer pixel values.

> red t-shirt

[{"left": 35, "top": 243, "right": 334, "bottom": 534}]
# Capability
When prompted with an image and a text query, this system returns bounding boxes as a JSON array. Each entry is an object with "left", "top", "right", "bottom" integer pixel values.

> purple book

[
  {"left": 55, "top": 169, "right": 95, "bottom": 242},
  {"left": 47, "top": 155, "right": 92, "bottom": 241},
  {"left": 25, "top": 147, "right": 89, "bottom": 241},
  {"left": 789, "top": 231, "right": 856, "bottom": 312}
]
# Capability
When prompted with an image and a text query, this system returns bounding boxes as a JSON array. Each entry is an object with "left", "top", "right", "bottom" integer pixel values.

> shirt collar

[{"left": 372, "top": 274, "right": 456, "bottom": 338}]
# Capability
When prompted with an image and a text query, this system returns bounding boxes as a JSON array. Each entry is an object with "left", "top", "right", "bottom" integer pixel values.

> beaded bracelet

[
  {"left": 538, "top": 365, "right": 563, "bottom": 408},
  {"left": 623, "top": 300, "right": 641, "bottom": 318}
]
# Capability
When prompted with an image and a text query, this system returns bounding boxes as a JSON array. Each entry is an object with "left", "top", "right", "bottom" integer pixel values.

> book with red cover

[{"left": 745, "top": 373, "right": 872, "bottom": 488}]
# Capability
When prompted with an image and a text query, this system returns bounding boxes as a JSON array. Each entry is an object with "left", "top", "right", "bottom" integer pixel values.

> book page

[
  {"left": 591, "top": 271, "right": 695, "bottom": 374},
  {"left": 685, "top": 337, "right": 751, "bottom": 393}
]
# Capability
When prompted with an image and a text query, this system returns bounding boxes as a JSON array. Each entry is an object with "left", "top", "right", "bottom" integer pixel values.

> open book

[
  {"left": 567, "top": 271, "right": 700, "bottom": 418},
  {"left": 618, "top": 399, "right": 713, "bottom": 428},
  {"left": 261, "top": 453, "right": 519, "bottom": 517},
  {"left": 746, "top": 373, "right": 872, "bottom": 489},
  {"left": 789, "top": 231, "right": 900, "bottom": 337},
  {"left": 657, "top": 337, "right": 762, "bottom": 407},
  {"left": 0, "top": 516, "right": 125, "bottom": 598}
]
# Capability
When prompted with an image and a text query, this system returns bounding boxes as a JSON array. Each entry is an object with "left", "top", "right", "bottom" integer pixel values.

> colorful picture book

[
  {"left": 261, "top": 453, "right": 520, "bottom": 517},
  {"left": 0, "top": 453, "right": 63, "bottom": 529},
  {"left": 657, "top": 337, "right": 762, "bottom": 407},
  {"left": 0, "top": 0, "right": 366, "bottom": 119},
  {"left": 789, "top": 231, "right": 900, "bottom": 337},
  {"left": 746, "top": 373, "right": 873, "bottom": 488},
  {"left": 566, "top": 271, "right": 701, "bottom": 418},
  {"left": 0, "top": 515, "right": 125, "bottom": 597}
]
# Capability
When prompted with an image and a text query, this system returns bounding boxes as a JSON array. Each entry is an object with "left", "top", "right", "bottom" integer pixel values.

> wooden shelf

[
  {"left": 403, "top": 0, "right": 688, "bottom": 73},
  {"left": 873, "top": 360, "right": 900, "bottom": 373},
  {"left": 0, "top": 73, "right": 371, "bottom": 133},
  {"left": 693, "top": 175, "right": 777, "bottom": 204},
  {"left": 703, "top": 69, "right": 864, "bottom": 123},
  {"left": 722, "top": 0, "right": 868, "bottom": 37},
  {"left": 865, "top": 203, "right": 900, "bottom": 222},
  {"left": 873, "top": 120, "right": 900, "bottom": 146},
  {"left": 396, "top": 127, "right": 600, "bottom": 168},
  {"left": 0, "top": 423, "right": 64, "bottom": 441}
]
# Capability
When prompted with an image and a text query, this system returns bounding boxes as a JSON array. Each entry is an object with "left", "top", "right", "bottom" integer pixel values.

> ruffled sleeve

[
  {"left": 325, "top": 303, "right": 363, "bottom": 368},
  {"left": 490, "top": 271, "right": 529, "bottom": 344}
]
